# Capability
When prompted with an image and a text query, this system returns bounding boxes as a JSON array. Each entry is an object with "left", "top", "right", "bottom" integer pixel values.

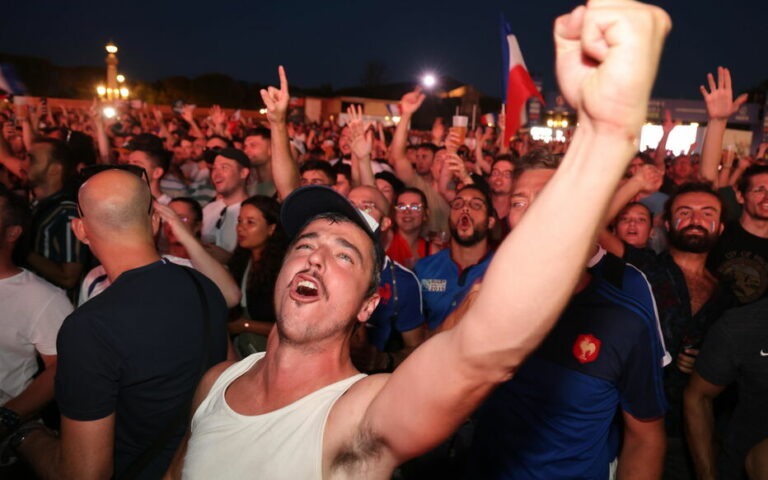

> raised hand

[
  {"left": 209, "top": 104, "right": 227, "bottom": 126},
  {"left": 431, "top": 118, "right": 445, "bottom": 145},
  {"left": 400, "top": 87, "right": 425, "bottom": 116},
  {"left": 260, "top": 65, "right": 290, "bottom": 125},
  {"left": 181, "top": 104, "right": 196, "bottom": 124},
  {"left": 347, "top": 104, "right": 373, "bottom": 159},
  {"left": 633, "top": 164, "right": 663, "bottom": 193},
  {"left": 662, "top": 109, "right": 676, "bottom": 135},
  {"left": 700, "top": 67, "right": 748, "bottom": 121},
  {"left": 554, "top": 0, "right": 671, "bottom": 137}
]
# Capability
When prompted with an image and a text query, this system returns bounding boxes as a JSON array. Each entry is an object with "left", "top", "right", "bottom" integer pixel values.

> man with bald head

[{"left": 10, "top": 168, "right": 229, "bottom": 479}]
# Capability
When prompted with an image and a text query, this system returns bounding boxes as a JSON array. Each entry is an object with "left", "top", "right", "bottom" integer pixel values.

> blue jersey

[
  {"left": 467, "top": 258, "right": 667, "bottom": 479},
  {"left": 366, "top": 257, "right": 424, "bottom": 352},
  {"left": 415, "top": 249, "right": 493, "bottom": 330}
]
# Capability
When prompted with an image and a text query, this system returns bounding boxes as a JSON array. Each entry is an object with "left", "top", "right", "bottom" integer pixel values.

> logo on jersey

[
  {"left": 422, "top": 279, "right": 447, "bottom": 293},
  {"left": 378, "top": 284, "right": 392, "bottom": 303},
  {"left": 573, "top": 334, "right": 601, "bottom": 364}
]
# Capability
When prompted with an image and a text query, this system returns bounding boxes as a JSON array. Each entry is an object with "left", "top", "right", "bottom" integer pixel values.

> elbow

[{"left": 223, "top": 288, "right": 242, "bottom": 309}]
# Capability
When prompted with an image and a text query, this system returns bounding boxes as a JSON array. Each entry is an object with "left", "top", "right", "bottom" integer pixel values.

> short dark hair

[
  {"left": 397, "top": 186, "right": 429, "bottom": 211},
  {"left": 0, "top": 188, "right": 31, "bottom": 263},
  {"left": 334, "top": 163, "right": 352, "bottom": 183},
  {"left": 169, "top": 197, "right": 203, "bottom": 224},
  {"left": 456, "top": 184, "right": 494, "bottom": 219},
  {"left": 417, "top": 143, "right": 438, "bottom": 155},
  {"left": 35, "top": 138, "right": 77, "bottom": 183},
  {"left": 244, "top": 127, "right": 271, "bottom": 141},
  {"left": 513, "top": 148, "right": 561, "bottom": 180},
  {"left": 663, "top": 182, "right": 726, "bottom": 223},
  {"left": 300, "top": 160, "right": 336, "bottom": 185},
  {"left": 737, "top": 164, "right": 768, "bottom": 195}
]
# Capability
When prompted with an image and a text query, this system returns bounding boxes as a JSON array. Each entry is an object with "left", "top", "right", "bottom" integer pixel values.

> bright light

[
  {"left": 421, "top": 73, "right": 436, "bottom": 89},
  {"left": 102, "top": 106, "right": 117, "bottom": 118},
  {"left": 546, "top": 119, "right": 554, "bottom": 128},
  {"left": 96, "top": 85, "right": 106, "bottom": 96},
  {"left": 640, "top": 123, "right": 699, "bottom": 155},
  {"left": 259, "top": 108, "right": 268, "bottom": 115},
  {"left": 392, "top": 116, "right": 401, "bottom": 125},
  {"left": 105, "top": 43, "right": 118, "bottom": 54},
  {"left": 561, "top": 119, "right": 568, "bottom": 128},
  {"left": 119, "top": 87, "right": 129, "bottom": 98},
  {"left": 116, "top": 74, "right": 125, "bottom": 83}
]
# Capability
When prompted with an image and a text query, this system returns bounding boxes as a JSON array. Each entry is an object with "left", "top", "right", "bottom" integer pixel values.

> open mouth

[{"left": 296, "top": 279, "right": 318, "bottom": 297}]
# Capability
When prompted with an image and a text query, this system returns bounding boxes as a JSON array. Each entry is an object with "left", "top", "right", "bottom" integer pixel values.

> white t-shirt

[
  {"left": 201, "top": 198, "right": 242, "bottom": 253},
  {"left": 0, "top": 269, "right": 73, "bottom": 404}
]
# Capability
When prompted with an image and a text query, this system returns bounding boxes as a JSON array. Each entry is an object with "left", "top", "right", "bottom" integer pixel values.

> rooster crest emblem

[{"left": 573, "top": 334, "right": 601, "bottom": 364}]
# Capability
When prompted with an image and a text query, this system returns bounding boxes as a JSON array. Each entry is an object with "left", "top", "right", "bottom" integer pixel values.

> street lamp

[
  {"left": 96, "top": 42, "right": 129, "bottom": 101},
  {"left": 421, "top": 73, "right": 437, "bottom": 89}
]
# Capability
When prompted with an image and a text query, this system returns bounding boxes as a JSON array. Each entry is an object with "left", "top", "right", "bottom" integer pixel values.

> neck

[
  {"left": 98, "top": 242, "right": 162, "bottom": 282},
  {"left": 670, "top": 247, "right": 710, "bottom": 275},
  {"left": 150, "top": 181, "right": 164, "bottom": 200},
  {"left": 250, "top": 247, "right": 264, "bottom": 264},
  {"left": 492, "top": 193, "right": 510, "bottom": 218},
  {"left": 255, "top": 163, "right": 273, "bottom": 183},
  {"left": 739, "top": 214, "right": 768, "bottom": 238},
  {"left": 221, "top": 189, "right": 248, "bottom": 206},
  {"left": 399, "top": 229, "right": 422, "bottom": 250},
  {"left": 33, "top": 180, "right": 61, "bottom": 200},
  {"left": 450, "top": 239, "right": 489, "bottom": 270},
  {"left": 167, "top": 243, "right": 188, "bottom": 259},
  {"left": 0, "top": 255, "right": 22, "bottom": 280}
]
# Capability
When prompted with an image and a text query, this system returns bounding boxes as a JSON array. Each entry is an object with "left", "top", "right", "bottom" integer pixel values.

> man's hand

[
  {"left": 661, "top": 109, "right": 676, "bottom": 135},
  {"left": 676, "top": 348, "right": 699, "bottom": 374},
  {"left": 400, "top": 87, "right": 425, "bottom": 116},
  {"left": 260, "top": 66, "right": 290, "bottom": 126},
  {"left": 181, "top": 105, "right": 196, "bottom": 124},
  {"left": 700, "top": 67, "right": 748, "bottom": 121},
  {"left": 554, "top": 0, "right": 671, "bottom": 137},
  {"left": 347, "top": 105, "right": 373, "bottom": 159},
  {"left": 632, "top": 164, "right": 663, "bottom": 193}
]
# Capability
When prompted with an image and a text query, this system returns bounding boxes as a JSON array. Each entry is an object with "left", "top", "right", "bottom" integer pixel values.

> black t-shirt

[
  {"left": 696, "top": 298, "right": 768, "bottom": 479},
  {"left": 709, "top": 221, "right": 768, "bottom": 306},
  {"left": 55, "top": 259, "right": 228, "bottom": 479}
]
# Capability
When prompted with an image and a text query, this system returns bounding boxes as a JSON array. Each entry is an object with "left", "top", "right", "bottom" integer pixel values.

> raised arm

[
  {"left": 347, "top": 105, "right": 375, "bottom": 187},
  {"left": 698, "top": 67, "right": 748, "bottom": 187},
  {"left": 155, "top": 202, "right": 241, "bottom": 308},
  {"left": 261, "top": 66, "right": 300, "bottom": 201},
  {"left": 653, "top": 109, "right": 674, "bottom": 171},
  {"left": 388, "top": 88, "right": 425, "bottom": 184},
  {"left": 361, "top": 0, "right": 671, "bottom": 462}
]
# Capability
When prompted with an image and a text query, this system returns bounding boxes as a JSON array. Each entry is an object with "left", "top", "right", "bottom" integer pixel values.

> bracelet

[{"left": 0, "top": 407, "right": 20, "bottom": 430}]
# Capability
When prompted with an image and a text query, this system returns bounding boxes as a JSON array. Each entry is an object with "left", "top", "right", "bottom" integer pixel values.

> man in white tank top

[{"left": 167, "top": 3, "right": 672, "bottom": 477}]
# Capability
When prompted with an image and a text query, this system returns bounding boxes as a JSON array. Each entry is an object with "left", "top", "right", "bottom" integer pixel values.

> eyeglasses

[
  {"left": 450, "top": 197, "right": 486, "bottom": 211},
  {"left": 490, "top": 169, "right": 513, "bottom": 179},
  {"left": 746, "top": 186, "right": 768, "bottom": 196},
  {"left": 76, "top": 164, "right": 151, "bottom": 217},
  {"left": 395, "top": 203, "right": 423, "bottom": 212}
]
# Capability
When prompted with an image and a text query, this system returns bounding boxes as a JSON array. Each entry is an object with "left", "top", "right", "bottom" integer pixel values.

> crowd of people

[{"left": 0, "top": 1, "right": 766, "bottom": 478}]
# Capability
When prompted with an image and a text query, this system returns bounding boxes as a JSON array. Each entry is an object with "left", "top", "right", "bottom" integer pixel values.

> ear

[
  {"left": 268, "top": 223, "right": 277, "bottom": 237},
  {"left": 487, "top": 216, "right": 496, "bottom": 230},
  {"left": 356, "top": 293, "right": 380, "bottom": 324},
  {"left": 240, "top": 167, "right": 250, "bottom": 181},
  {"left": 735, "top": 190, "right": 745, "bottom": 206},
  {"left": 152, "top": 167, "right": 165, "bottom": 182},
  {"left": 718, "top": 222, "right": 725, "bottom": 235},
  {"left": 379, "top": 217, "right": 392, "bottom": 233},
  {"left": 4, "top": 225, "right": 22, "bottom": 243},
  {"left": 47, "top": 162, "right": 62, "bottom": 179},
  {"left": 71, "top": 218, "right": 90, "bottom": 245}
]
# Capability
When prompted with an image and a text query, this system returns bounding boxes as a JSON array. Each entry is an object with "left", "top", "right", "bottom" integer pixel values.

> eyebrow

[{"left": 294, "top": 231, "right": 365, "bottom": 264}]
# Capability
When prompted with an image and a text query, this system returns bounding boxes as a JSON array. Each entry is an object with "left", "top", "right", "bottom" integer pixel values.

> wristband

[{"left": 0, "top": 407, "right": 20, "bottom": 430}]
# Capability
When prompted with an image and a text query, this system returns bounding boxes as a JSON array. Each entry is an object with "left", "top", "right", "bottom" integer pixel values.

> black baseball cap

[
  {"left": 207, "top": 147, "right": 250, "bottom": 168},
  {"left": 280, "top": 186, "right": 383, "bottom": 268}
]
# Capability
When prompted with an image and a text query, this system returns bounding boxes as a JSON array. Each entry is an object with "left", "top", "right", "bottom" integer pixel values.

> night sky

[{"left": 3, "top": 0, "right": 765, "bottom": 101}]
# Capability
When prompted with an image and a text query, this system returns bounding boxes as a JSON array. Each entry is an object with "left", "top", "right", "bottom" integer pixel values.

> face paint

[
  {"left": 674, "top": 218, "right": 682, "bottom": 230},
  {"left": 709, "top": 220, "right": 716, "bottom": 232}
]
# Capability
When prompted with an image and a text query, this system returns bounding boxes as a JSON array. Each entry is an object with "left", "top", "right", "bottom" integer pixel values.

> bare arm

[
  {"left": 388, "top": 89, "right": 425, "bottom": 185},
  {"left": 19, "top": 414, "right": 115, "bottom": 480},
  {"left": 347, "top": 105, "right": 374, "bottom": 187},
  {"left": 4, "top": 354, "right": 57, "bottom": 419},
  {"left": 155, "top": 203, "right": 241, "bottom": 307},
  {"left": 89, "top": 101, "right": 112, "bottom": 164},
  {"left": 653, "top": 109, "right": 673, "bottom": 170},
  {"left": 359, "top": 0, "right": 671, "bottom": 462},
  {"left": 261, "top": 66, "right": 300, "bottom": 201},
  {"left": 699, "top": 67, "right": 748, "bottom": 187},
  {"left": 683, "top": 372, "right": 725, "bottom": 480},
  {"left": 617, "top": 413, "right": 666, "bottom": 479}
]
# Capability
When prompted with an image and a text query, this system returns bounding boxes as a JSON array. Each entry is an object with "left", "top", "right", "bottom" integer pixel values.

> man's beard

[
  {"left": 668, "top": 225, "right": 719, "bottom": 253},
  {"left": 450, "top": 222, "right": 488, "bottom": 247}
]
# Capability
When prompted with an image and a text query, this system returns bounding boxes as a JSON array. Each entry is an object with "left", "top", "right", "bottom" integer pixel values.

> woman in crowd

[
  {"left": 227, "top": 195, "right": 287, "bottom": 355},
  {"left": 386, "top": 187, "right": 432, "bottom": 269}
]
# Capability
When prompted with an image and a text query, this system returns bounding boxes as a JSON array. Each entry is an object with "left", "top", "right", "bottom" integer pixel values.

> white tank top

[{"left": 182, "top": 353, "right": 366, "bottom": 479}]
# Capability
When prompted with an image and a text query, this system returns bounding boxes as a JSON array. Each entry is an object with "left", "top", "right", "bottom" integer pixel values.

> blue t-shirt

[
  {"left": 466, "top": 262, "right": 667, "bottom": 479},
  {"left": 366, "top": 257, "right": 424, "bottom": 352},
  {"left": 415, "top": 249, "right": 493, "bottom": 330}
]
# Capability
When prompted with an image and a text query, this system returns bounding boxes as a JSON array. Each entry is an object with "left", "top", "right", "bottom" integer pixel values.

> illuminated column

[{"left": 105, "top": 42, "right": 118, "bottom": 100}]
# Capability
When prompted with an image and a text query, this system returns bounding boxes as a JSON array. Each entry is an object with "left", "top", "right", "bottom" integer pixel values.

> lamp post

[{"left": 96, "top": 42, "right": 129, "bottom": 101}]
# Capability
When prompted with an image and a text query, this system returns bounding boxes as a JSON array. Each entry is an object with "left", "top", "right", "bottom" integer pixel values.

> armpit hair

[{"left": 331, "top": 423, "right": 387, "bottom": 474}]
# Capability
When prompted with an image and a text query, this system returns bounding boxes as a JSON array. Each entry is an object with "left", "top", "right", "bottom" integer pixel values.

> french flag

[{"left": 501, "top": 15, "right": 543, "bottom": 142}]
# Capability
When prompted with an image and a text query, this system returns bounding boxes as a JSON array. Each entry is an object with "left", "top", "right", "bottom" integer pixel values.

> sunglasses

[{"left": 76, "top": 164, "right": 151, "bottom": 217}]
